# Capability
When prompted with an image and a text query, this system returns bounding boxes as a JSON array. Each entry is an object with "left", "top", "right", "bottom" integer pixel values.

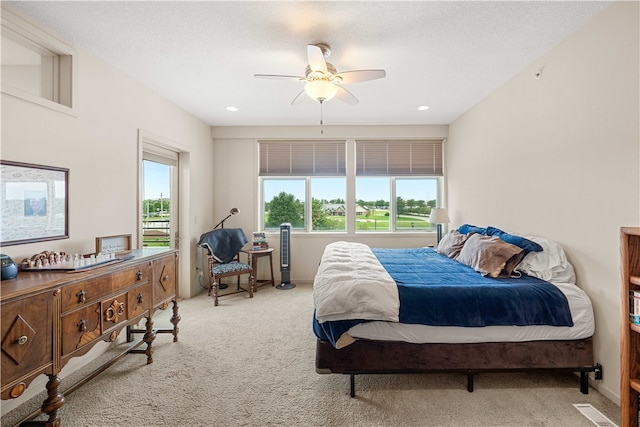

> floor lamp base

[{"left": 276, "top": 282, "right": 295, "bottom": 290}]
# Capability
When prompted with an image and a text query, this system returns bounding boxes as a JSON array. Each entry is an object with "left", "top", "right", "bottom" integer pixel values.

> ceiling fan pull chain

[{"left": 320, "top": 100, "right": 324, "bottom": 135}]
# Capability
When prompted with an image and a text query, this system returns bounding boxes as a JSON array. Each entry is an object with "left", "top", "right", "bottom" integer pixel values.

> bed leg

[
  {"left": 467, "top": 373, "right": 474, "bottom": 392},
  {"left": 350, "top": 374, "right": 355, "bottom": 398},
  {"left": 580, "top": 371, "right": 589, "bottom": 394}
]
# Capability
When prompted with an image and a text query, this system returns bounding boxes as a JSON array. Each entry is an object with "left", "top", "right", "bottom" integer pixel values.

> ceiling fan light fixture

[
  {"left": 304, "top": 80, "right": 338, "bottom": 102},
  {"left": 255, "top": 43, "right": 385, "bottom": 105}
]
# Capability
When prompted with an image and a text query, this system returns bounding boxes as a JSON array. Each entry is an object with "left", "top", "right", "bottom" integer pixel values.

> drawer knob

[
  {"left": 77, "top": 319, "right": 87, "bottom": 332},
  {"left": 136, "top": 271, "right": 143, "bottom": 281},
  {"left": 17, "top": 335, "right": 28, "bottom": 345},
  {"left": 163, "top": 275, "right": 169, "bottom": 282},
  {"left": 77, "top": 290, "right": 87, "bottom": 303},
  {"left": 137, "top": 293, "right": 144, "bottom": 303}
]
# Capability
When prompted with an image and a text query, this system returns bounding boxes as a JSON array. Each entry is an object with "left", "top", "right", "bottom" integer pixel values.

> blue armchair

[{"left": 197, "top": 228, "right": 255, "bottom": 306}]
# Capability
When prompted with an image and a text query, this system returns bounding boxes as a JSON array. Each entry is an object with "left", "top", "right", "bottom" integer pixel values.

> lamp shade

[
  {"left": 429, "top": 208, "right": 450, "bottom": 224},
  {"left": 305, "top": 80, "right": 338, "bottom": 102}
]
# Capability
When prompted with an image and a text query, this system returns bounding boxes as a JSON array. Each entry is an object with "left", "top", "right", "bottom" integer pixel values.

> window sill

[{"left": 2, "top": 85, "right": 76, "bottom": 117}]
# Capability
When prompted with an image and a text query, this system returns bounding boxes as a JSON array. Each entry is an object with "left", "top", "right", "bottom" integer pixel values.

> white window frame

[{"left": 1, "top": 6, "right": 77, "bottom": 115}]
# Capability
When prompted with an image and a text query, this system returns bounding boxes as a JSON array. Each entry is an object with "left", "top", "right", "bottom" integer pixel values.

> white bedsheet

[
  {"left": 313, "top": 241, "right": 399, "bottom": 323},
  {"left": 346, "top": 281, "right": 594, "bottom": 343}
]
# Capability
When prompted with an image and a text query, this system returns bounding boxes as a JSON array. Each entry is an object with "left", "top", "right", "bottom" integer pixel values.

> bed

[{"left": 312, "top": 226, "right": 600, "bottom": 397}]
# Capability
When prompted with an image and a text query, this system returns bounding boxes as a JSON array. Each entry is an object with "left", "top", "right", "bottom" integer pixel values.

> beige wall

[
  {"left": 448, "top": 1, "right": 639, "bottom": 403},
  {"left": 1, "top": 12, "right": 215, "bottom": 412},
  {"left": 210, "top": 125, "right": 450, "bottom": 283}
]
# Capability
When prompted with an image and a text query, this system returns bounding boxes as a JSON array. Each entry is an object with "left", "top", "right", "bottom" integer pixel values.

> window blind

[
  {"left": 143, "top": 143, "right": 179, "bottom": 166},
  {"left": 259, "top": 140, "right": 346, "bottom": 176},
  {"left": 355, "top": 140, "right": 443, "bottom": 176}
]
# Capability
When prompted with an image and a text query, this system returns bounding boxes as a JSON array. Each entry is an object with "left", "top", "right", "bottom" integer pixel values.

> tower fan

[{"left": 276, "top": 223, "right": 295, "bottom": 290}]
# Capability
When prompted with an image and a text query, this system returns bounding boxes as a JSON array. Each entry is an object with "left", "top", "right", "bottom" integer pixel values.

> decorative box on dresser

[
  {"left": 621, "top": 227, "right": 640, "bottom": 427},
  {"left": 1, "top": 248, "right": 179, "bottom": 426}
]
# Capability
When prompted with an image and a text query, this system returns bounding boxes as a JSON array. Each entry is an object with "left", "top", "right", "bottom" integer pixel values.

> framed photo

[
  {"left": 1, "top": 160, "right": 69, "bottom": 246},
  {"left": 96, "top": 234, "right": 132, "bottom": 254}
]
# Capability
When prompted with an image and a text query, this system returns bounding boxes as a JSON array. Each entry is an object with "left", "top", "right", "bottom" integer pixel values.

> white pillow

[{"left": 515, "top": 236, "right": 576, "bottom": 284}]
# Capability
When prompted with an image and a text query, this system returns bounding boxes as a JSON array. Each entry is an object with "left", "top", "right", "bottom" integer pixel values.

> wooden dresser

[{"left": 1, "top": 248, "right": 180, "bottom": 426}]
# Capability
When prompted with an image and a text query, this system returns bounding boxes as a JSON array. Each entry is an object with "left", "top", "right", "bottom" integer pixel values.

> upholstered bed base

[{"left": 315, "top": 338, "right": 600, "bottom": 397}]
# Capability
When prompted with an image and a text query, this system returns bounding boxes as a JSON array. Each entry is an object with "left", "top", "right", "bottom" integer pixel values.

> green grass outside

[{"left": 323, "top": 210, "right": 432, "bottom": 231}]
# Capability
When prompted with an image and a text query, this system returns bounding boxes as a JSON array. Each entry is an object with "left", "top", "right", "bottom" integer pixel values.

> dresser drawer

[
  {"left": 127, "top": 283, "right": 151, "bottom": 319},
  {"left": 1, "top": 292, "right": 53, "bottom": 393},
  {"left": 61, "top": 262, "right": 151, "bottom": 313},
  {"left": 61, "top": 303, "right": 101, "bottom": 355},
  {"left": 100, "top": 293, "right": 129, "bottom": 334}
]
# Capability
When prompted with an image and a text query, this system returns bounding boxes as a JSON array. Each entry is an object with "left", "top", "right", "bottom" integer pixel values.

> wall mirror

[{"left": 1, "top": 160, "right": 69, "bottom": 246}]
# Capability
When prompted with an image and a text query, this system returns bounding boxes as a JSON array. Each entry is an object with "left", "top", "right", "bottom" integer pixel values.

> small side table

[{"left": 241, "top": 248, "right": 275, "bottom": 290}]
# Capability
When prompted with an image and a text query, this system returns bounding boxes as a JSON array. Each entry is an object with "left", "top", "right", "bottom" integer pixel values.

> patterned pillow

[{"left": 457, "top": 233, "right": 525, "bottom": 278}]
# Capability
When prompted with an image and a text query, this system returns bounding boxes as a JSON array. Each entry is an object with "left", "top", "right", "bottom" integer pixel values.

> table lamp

[{"left": 428, "top": 208, "right": 450, "bottom": 244}]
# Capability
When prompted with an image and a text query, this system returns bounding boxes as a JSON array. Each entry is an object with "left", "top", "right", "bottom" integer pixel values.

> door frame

[{"left": 137, "top": 129, "right": 192, "bottom": 298}]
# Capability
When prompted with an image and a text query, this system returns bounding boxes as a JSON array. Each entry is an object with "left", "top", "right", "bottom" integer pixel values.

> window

[
  {"left": 356, "top": 140, "right": 443, "bottom": 232},
  {"left": 263, "top": 178, "right": 306, "bottom": 229},
  {"left": 396, "top": 178, "right": 438, "bottom": 231},
  {"left": 311, "top": 177, "right": 346, "bottom": 231},
  {"left": 259, "top": 141, "right": 345, "bottom": 231},
  {"left": 1, "top": 8, "right": 75, "bottom": 112},
  {"left": 259, "top": 139, "right": 444, "bottom": 233},
  {"left": 355, "top": 177, "right": 390, "bottom": 231}
]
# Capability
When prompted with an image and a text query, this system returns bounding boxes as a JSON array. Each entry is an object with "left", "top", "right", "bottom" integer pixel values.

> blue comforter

[{"left": 313, "top": 247, "right": 573, "bottom": 347}]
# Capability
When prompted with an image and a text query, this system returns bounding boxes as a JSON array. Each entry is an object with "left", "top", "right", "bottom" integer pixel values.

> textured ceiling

[{"left": 5, "top": 1, "right": 611, "bottom": 127}]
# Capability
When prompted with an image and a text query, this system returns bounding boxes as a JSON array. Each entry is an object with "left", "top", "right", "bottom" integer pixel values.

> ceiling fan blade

[
  {"left": 336, "top": 69, "right": 386, "bottom": 84},
  {"left": 307, "top": 44, "right": 327, "bottom": 73},
  {"left": 335, "top": 85, "right": 359, "bottom": 105},
  {"left": 291, "top": 90, "right": 307, "bottom": 105},
  {"left": 254, "top": 74, "right": 306, "bottom": 81}
]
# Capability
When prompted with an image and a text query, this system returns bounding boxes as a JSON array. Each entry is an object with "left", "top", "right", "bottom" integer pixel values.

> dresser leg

[
  {"left": 143, "top": 316, "right": 156, "bottom": 364},
  {"left": 170, "top": 299, "right": 180, "bottom": 342},
  {"left": 40, "top": 374, "right": 64, "bottom": 426}
]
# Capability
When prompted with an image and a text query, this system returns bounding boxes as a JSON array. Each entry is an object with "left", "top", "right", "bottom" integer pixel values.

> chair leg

[
  {"left": 249, "top": 273, "right": 254, "bottom": 299},
  {"left": 213, "top": 277, "right": 219, "bottom": 306}
]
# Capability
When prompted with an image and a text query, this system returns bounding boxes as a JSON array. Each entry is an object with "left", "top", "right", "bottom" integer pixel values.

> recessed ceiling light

[
  {"left": 417, "top": 105, "right": 430, "bottom": 111},
  {"left": 226, "top": 106, "right": 239, "bottom": 112}
]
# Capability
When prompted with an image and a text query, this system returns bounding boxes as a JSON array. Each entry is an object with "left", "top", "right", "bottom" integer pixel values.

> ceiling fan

[{"left": 254, "top": 43, "right": 386, "bottom": 105}]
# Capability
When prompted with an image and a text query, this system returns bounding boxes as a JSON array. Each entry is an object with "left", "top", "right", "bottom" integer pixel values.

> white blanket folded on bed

[{"left": 313, "top": 241, "right": 399, "bottom": 323}]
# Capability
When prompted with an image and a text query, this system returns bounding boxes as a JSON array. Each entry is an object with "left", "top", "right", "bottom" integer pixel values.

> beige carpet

[{"left": 3, "top": 283, "right": 620, "bottom": 427}]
